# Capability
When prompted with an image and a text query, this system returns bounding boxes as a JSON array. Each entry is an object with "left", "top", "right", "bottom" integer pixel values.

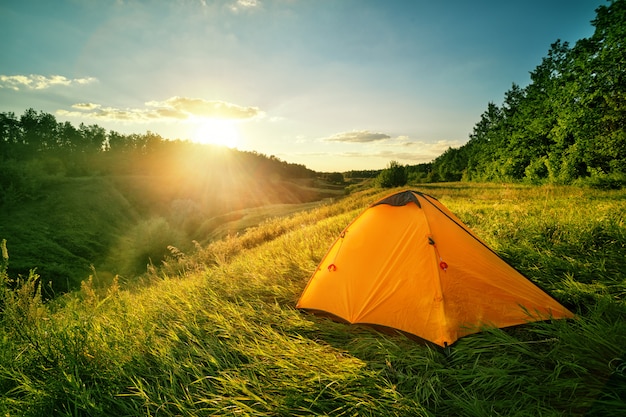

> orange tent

[{"left": 297, "top": 190, "right": 574, "bottom": 347}]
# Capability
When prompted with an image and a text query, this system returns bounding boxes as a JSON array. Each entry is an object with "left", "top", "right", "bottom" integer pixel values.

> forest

[
  {"left": 427, "top": 0, "right": 625, "bottom": 187},
  {"left": 0, "top": 108, "right": 315, "bottom": 183}
]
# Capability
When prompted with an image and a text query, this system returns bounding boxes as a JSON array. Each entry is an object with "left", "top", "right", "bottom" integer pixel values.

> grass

[{"left": 1, "top": 183, "right": 625, "bottom": 416}]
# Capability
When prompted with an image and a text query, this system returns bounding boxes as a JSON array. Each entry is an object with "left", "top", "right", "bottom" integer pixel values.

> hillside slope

[
  {"left": 1, "top": 184, "right": 624, "bottom": 416},
  {"left": 0, "top": 161, "right": 343, "bottom": 294},
  {"left": 0, "top": 176, "right": 138, "bottom": 292}
]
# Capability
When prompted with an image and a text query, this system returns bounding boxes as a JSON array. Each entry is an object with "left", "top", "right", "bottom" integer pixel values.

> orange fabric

[{"left": 297, "top": 190, "right": 574, "bottom": 347}]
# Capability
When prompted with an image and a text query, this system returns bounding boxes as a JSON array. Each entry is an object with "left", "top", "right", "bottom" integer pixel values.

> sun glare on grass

[{"left": 191, "top": 119, "right": 240, "bottom": 148}]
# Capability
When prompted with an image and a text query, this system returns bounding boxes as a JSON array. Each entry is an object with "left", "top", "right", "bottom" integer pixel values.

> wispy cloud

[
  {"left": 316, "top": 131, "right": 460, "bottom": 162},
  {"left": 0, "top": 74, "right": 97, "bottom": 91},
  {"left": 322, "top": 130, "right": 391, "bottom": 143},
  {"left": 72, "top": 103, "right": 101, "bottom": 110},
  {"left": 237, "top": 0, "right": 260, "bottom": 7},
  {"left": 147, "top": 97, "right": 262, "bottom": 119},
  {"left": 296, "top": 139, "right": 462, "bottom": 167},
  {"left": 230, "top": 0, "right": 260, "bottom": 12},
  {"left": 58, "top": 96, "right": 264, "bottom": 122},
  {"left": 341, "top": 139, "right": 462, "bottom": 161}
]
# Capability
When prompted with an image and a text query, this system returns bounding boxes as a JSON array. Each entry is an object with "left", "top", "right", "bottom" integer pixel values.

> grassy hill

[
  {"left": 0, "top": 146, "right": 344, "bottom": 294},
  {"left": 1, "top": 183, "right": 625, "bottom": 416}
]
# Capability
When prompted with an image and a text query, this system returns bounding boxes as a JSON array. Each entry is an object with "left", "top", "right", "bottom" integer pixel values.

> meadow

[{"left": 1, "top": 183, "right": 625, "bottom": 416}]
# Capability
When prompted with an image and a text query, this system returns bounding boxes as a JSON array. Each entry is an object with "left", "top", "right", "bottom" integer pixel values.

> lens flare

[{"left": 191, "top": 119, "right": 240, "bottom": 148}]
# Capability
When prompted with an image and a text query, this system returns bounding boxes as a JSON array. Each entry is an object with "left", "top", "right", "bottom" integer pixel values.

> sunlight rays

[{"left": 190, "top": 118, "right": 241, "bottom": 148}]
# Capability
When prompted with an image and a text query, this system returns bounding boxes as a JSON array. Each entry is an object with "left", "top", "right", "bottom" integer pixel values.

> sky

[{"left": 0, "top": 0, "right": 606, "bottom": 172}]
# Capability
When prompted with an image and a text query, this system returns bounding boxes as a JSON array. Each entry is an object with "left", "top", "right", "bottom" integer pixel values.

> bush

[
  {"left": 574, "top": 169, "right": 626, "bottom": 190},
  {"left": 0, "top": 160, "right": 45, "bottom": 206},
  {"left": 377, "top": 161, "right": 408, "bottom": 188},
  {"left": 110, "top": 217, "right": 188, "bottom": 277},
  {"left": 524, "top": 156, "right": 549, "bottom": 184}
]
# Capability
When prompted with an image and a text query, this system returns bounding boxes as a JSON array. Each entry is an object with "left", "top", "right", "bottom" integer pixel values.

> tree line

[
  {"left": 426, "top": 0, "right": 625, "bottom": 187},
  {"left": 0, "top": 109, "right": 316, "bottom": 205}
]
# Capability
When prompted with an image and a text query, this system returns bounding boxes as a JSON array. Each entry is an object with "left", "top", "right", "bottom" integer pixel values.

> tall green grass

[{"left": 1, "top": 184, "right": 624, "bottom": 416}]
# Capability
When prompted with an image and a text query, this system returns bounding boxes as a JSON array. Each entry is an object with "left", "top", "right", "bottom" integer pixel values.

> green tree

[
  {"left": 462, "top": 102, "right": 505, "bottom": 181},
  {"left": 377, "top": 160, "right": 407, "bottom": 188},
  {"left": 0, "top": 112, "right": 21, "bottom": 158},
  {"left": 324, "top": 172, "right": 345, "bottom": 184},
  {"left": 19, "top": 109, "right": 58, "bottom": 154},
  {"left": 430, "top": 147, "right": 467, "bottom": 182},
  {"left": 78, "top": 123, "right": 107, "bottom": 153},
  {"left": 435, "top": 0, "right": 625, "bottom": 185},
  {"left": 57, "top": 121, "right": 81, "bottom": 151},
  {"left": 577, "top": 0, "right": 626, "bottom": 174},
  {"left": 107, "top": 130, "right": 134, "bottom": 153}
]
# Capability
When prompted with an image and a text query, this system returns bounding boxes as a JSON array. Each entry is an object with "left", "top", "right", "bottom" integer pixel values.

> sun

[{"left": 191, "top": 119, "right": 240, "bottom": 148}]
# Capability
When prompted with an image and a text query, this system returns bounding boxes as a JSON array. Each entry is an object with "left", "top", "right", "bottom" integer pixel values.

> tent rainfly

[{"left": 297, "top": 190, "right": 574, "bottom": 347}]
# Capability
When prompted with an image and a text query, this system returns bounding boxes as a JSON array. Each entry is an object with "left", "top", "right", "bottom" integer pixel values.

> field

[{"left": 1, "top": 183, "right": 625, "bottom": 416}]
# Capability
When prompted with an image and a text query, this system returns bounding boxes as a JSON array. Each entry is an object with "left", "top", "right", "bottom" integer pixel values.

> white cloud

[
  {"left": 0, "top": 74, "right": 97, "bottom": 91},
  {"left": 58, "top": 96, "right": 264, "bottom": 123},
  {"left": 237, "top": 0, "right": 259, "bottom": 7},
  {"left": 73, "top": 77, "right": 97, "bottom": 85},
  {"left": 147, "top": 96, "right": 263, "bottom": 119},
  {"left": 230, "top": 0, "right": 260, "bottom": 12},
  {"left": 322, "top": 130, "right": 391, "bottom": 143},
  {"left": 345, "top": 140, "right": 462, "bottom": 162},
  {"left": 299, "top": 139, "right": 462, "bottom": 168},
  {"left": 316, "top": 131, "right": 462, "bottom": 165},
  {"left": 57, "top": 106, "right": 146, "bottom": 121},
  {"left": 72, "top": 103, "right": 101, "bottom": 110}
]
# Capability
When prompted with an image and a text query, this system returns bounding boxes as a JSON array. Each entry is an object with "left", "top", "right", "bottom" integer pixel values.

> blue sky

[{"left": 0, "top": 0, "right": 604, "bottom": 172}]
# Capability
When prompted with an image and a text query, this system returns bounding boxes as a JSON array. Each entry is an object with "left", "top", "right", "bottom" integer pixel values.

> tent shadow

[{"left": 295, "top": 311, "right": 449, "bottom": 357}]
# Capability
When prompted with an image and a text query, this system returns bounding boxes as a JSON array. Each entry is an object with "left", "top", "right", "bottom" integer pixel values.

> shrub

[
  {"left": 524, "top": 156, "right": 549, "bottom": 184},
  {"left": 377, "top": 160, "right": 408, "bottom": 188},
  {"left": 110, "top": 217, "right": 188, "bottom": 277},
  {"left": 574, "top": 169, "right": 626, "bottom": 190}
]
